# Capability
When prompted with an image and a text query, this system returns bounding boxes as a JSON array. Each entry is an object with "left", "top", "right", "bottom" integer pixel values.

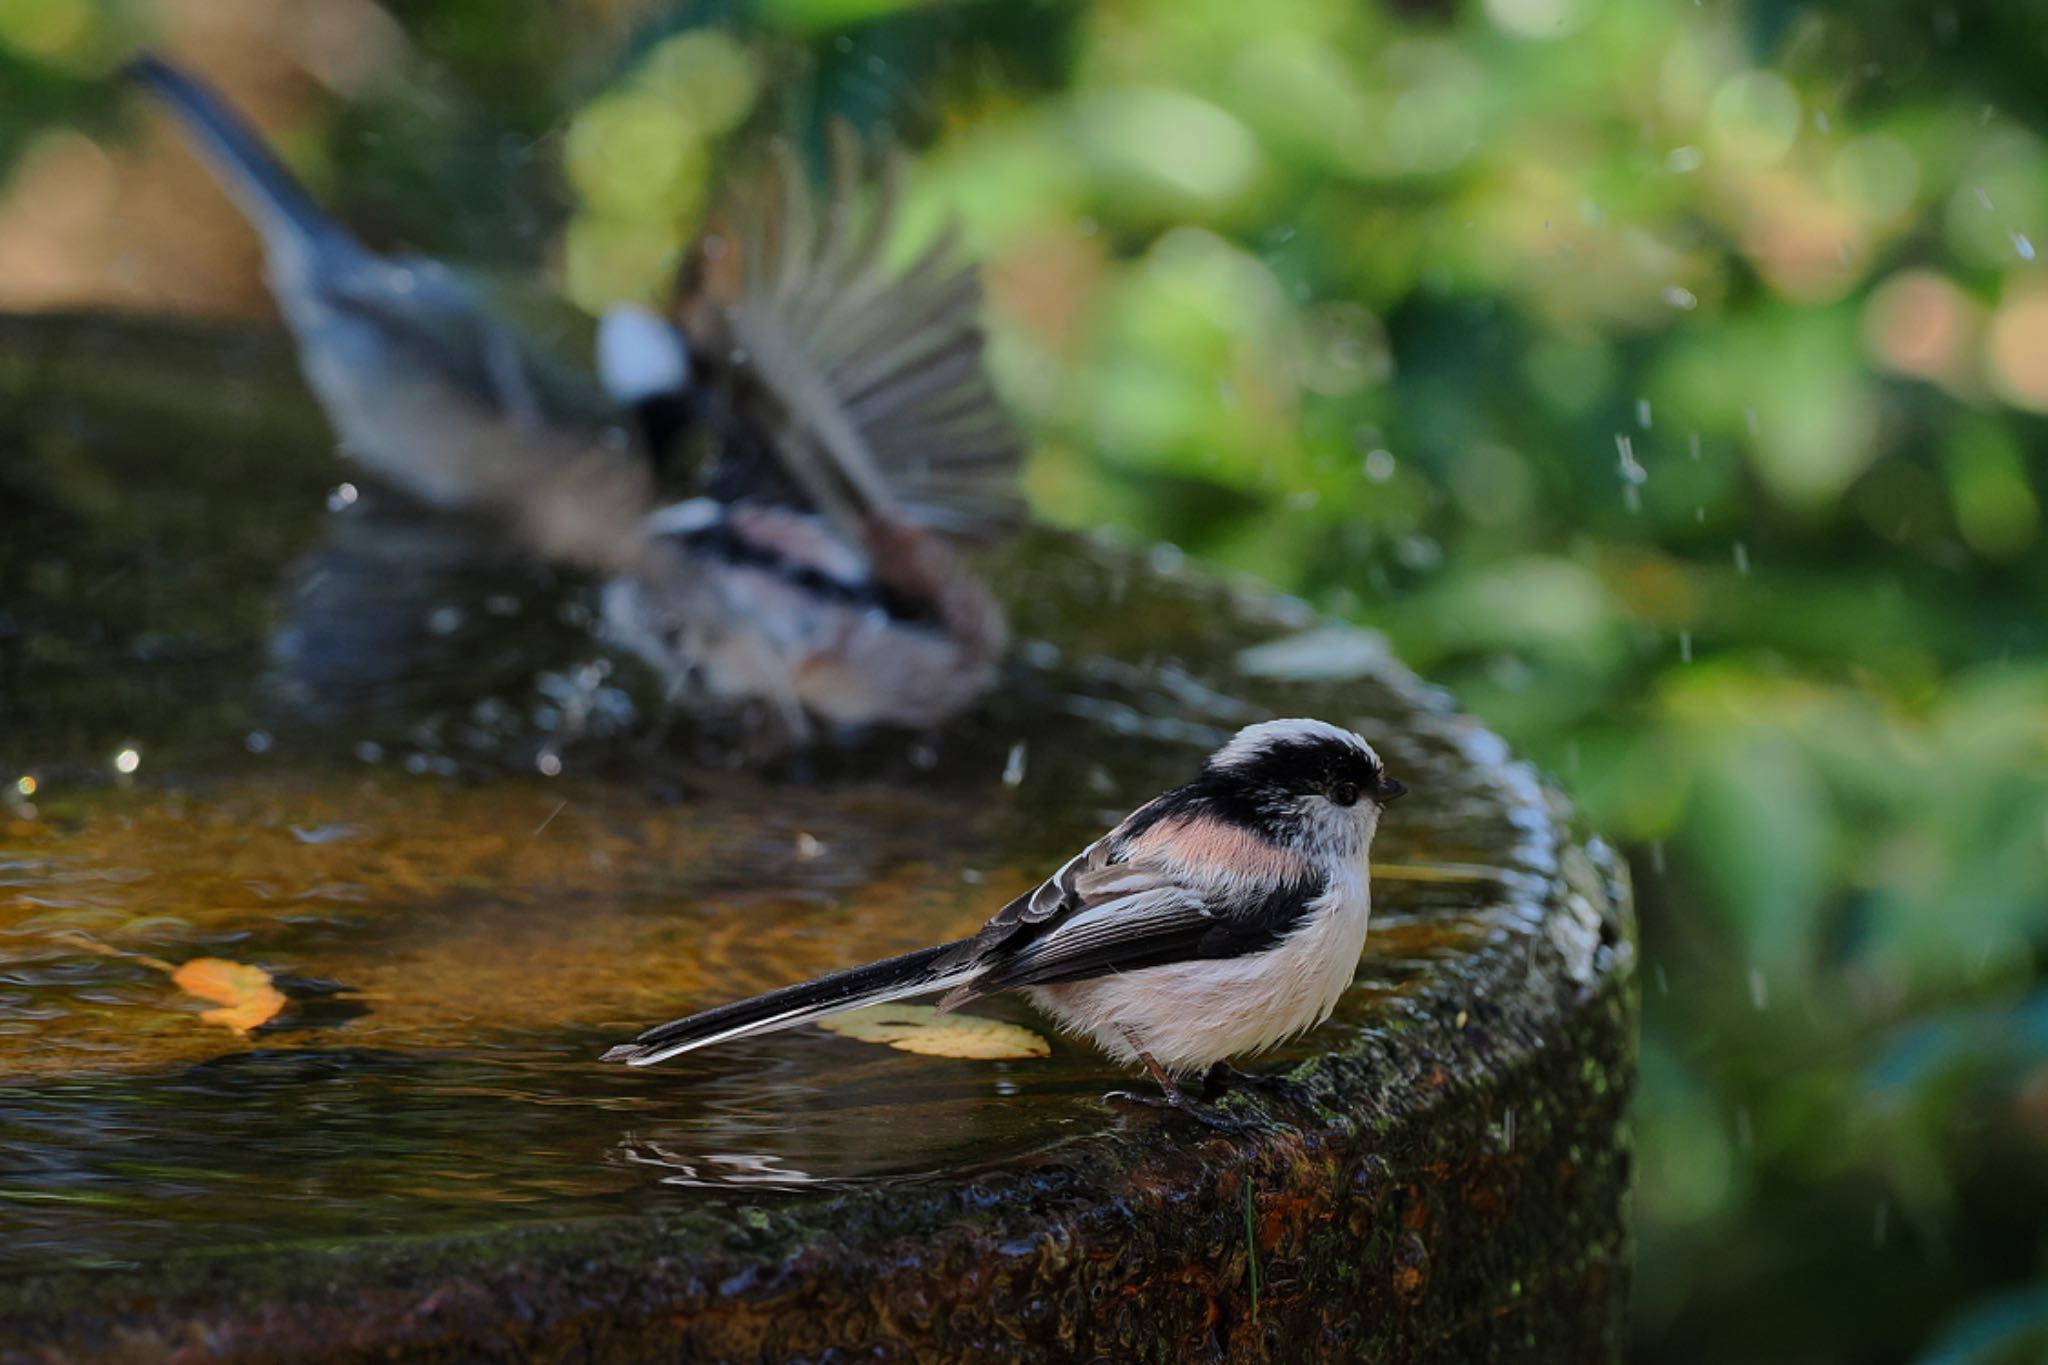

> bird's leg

[
  {"left": 1105, "top": 1027, "right": 1254, "bottom": 1135},
  {"left": 1128, "top": 1032, "right": 1191, "bottom": 1105}
]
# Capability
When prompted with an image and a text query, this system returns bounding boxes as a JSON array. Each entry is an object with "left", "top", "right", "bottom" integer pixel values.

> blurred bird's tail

[
  {"left": 601, "top": 941, "right": 976, "bottom": 1067},
  {"left": 124, "top": 55, "right": 363, "bottom": 271}
]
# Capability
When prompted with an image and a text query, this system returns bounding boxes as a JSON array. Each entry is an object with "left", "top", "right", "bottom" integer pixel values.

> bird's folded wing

[
  {"left": 675, "top": 124, "right": 1025, "bottom": 543},
  {"left": 941, "top": 865, "right": 1320, "bottom": 1007}
]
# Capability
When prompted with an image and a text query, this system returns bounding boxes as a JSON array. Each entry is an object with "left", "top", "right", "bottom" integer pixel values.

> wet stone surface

[{"left": 0, "top": 313, "right": 1635, "bottom": 1362}]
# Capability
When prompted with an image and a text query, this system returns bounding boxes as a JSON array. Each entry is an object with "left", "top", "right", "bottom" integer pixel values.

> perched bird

[
  {"left": 594, "top": 130, "right": 1024, "bottom": 734},
  {"left": 604, "top": 718, "right": 1407, "bottom": 1126},
  {"left": 124, "top": 56, "right": 654, "bottom": 579}
]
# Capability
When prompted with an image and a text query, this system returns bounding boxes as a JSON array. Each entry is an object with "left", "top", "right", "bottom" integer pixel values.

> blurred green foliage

[{"left": 7, "top": 0, "right": 2048, "bottom": 1360}]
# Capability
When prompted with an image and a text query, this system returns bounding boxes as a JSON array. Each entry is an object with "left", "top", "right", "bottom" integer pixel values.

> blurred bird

[
  {"left": 124, "top": 55, "right": 654, "bottom": 576},
  {"left": 605, "top": 719, "right": 1406, "bottom": 1127},
  {"left": 130, "top": 57, "right": 1022, "bottom": 739},
  {"left": 593, "top": 129, "right": 1024, "bottom": 734}
]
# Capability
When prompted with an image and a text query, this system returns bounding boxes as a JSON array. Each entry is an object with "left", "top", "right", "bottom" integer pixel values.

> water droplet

[
  {"left": 1975, "top": 186, "right": 1994, "bottom": 211},
  {"left": 1734, "top": 542, "right": 1751, "bottom": 575},
  {"left": 1363, "top": 448, "right": 1397, "bottom": 482},
  {"left": 536, "top": 751, "right": 563, "bottom": 777},
  {"left": 327, "top": 482, "right": 359, "bottom": 512},
  {"left": 14, "top": 775, "right": 37, "bottom": 796},
  {"left": 1814, "top": 111, "right": 1831, "bottom": 134},
  {"left": 2012, "top": 231, "right": 2036, "bottom": 262},
  {"left": 353, "top": 740, "right": 384, "bottom": 764},
  {"left": 244, "top": 730, "right": 272, "bottom": 754},
  {"left": 1679, "top": 631, "right": 1693, "bottom": 663},
  {"left": 1002, "top": 742, "right": 1028, "bottom": 787},
  {"left": 1663, "top": 285, "right": 1698, "bottom": 310},
  {"left": 1688, "top": 431, "right": 1702, "bottom": 461},
  {"left": 794, "top": 832, "right": 825, "bottom": 860},
  {"left": 1748, "top": 966, "right": 1768, "bottom": 1009},
  {"left": 113, "top": 747, "right": 140, "bottom": 775},
  {"left": 1636, "top": 398, "right": 1653, "bottom": 429},
  {"left": 1666, "top": 146, "right": 1703, "bottom": 173},
  {"left": 1615, "top": 434, "right": 1647, "bottom": 484}
]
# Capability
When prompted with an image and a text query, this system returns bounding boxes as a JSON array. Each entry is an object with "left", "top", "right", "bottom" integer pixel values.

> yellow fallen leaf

[
  {"left": 817, "top": 1004, "right": 1049, "bottom": 1060},
  {"left": 170, "top": 957, "right": 287, "bottom": 1033}
]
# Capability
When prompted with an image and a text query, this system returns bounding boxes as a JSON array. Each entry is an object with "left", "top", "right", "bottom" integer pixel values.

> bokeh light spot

[
  {"left": 1707, "top": 71, "right": 1801, "bottom": 167},
  {"left": 1986, "top": 287, "right": 2048, "bottom": 412},
  {"left": 1862, "top": 270, "right": 1979, "bottom": 391}
]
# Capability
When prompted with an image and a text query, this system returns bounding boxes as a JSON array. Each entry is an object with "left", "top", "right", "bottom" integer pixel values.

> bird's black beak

[{"left": 1374, "top": 776, "right": 1408, "bottom": 803}]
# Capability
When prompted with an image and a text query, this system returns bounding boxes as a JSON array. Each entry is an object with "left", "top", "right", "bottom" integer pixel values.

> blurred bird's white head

[{"left": 597, "top": 304, "right": 692, "bottom": 406}]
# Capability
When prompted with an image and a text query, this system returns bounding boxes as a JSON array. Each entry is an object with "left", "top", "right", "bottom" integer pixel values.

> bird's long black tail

[
  {"left": 602, "top": 940, "right": 977, "bottom": 1067},
  {"left": 124, "top": 55, "right": 362, "bottom": 264}
]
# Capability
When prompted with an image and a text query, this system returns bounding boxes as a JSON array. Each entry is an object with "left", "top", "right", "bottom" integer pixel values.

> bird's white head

[{"left": 1201, "top": 718, "right": 1406, "bottom": 863}]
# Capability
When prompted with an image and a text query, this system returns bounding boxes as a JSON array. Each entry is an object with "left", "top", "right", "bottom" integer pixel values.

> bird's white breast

[{"left": 1026, "top": 865, "right": 1373, "bottom": 1077}]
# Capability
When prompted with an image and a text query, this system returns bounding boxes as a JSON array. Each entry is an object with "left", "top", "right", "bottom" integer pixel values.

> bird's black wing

[{"left": 938, "top": 859, "right": 1327, "bottom": 1008}]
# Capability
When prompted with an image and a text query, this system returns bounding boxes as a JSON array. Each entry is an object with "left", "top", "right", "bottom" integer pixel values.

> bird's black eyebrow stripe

[{"left": 1212, "top": 738, "right": 1382, "bottom": 795}]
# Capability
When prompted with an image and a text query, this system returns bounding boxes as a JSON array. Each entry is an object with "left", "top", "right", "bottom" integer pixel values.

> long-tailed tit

[
  {"left": 124, "top": 57, "right": 655, "bottom": 575},
  {"left": 605, "top": 719, "right": 1407, "bottom": 1126},
  {"left": 593, "top": 130, "right": 1024, "bottom": 735}
]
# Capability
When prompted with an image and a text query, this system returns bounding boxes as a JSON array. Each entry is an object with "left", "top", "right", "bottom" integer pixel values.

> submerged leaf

[
  {"left": 170, "top": 958, "right": 287, "bottom": 1032},
  {"left": 817, "top": 1003, "right": 1049, "bottom": 1060}
]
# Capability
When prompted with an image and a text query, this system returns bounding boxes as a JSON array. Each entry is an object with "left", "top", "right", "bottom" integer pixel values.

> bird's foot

[{"left": 1103, "top": 1087, "right": 1258, "bottom": 1136}]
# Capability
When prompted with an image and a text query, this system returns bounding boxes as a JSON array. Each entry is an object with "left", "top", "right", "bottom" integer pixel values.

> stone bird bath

[{"left": 0, "top": 314, "right": 1634, "bottom": 1363}]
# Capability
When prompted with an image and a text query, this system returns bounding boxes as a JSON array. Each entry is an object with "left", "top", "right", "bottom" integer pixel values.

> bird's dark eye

[{"left": 1330, "top": 780, "right": 1360, "bottom": 807}]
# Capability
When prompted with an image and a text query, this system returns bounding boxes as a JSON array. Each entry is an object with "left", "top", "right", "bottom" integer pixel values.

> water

[{"left": 0, "top": 312, "right": 1549, "bottom": 1278}]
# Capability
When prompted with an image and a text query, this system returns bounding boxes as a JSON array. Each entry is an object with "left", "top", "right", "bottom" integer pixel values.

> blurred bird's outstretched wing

[{"left": 672, "top": 125, "right": 1025, "bottom": 545}]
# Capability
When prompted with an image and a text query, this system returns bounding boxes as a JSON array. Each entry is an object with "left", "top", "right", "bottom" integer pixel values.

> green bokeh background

[{"left": 6, "top": 0, "right": 2047, "bottom": 1360}]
